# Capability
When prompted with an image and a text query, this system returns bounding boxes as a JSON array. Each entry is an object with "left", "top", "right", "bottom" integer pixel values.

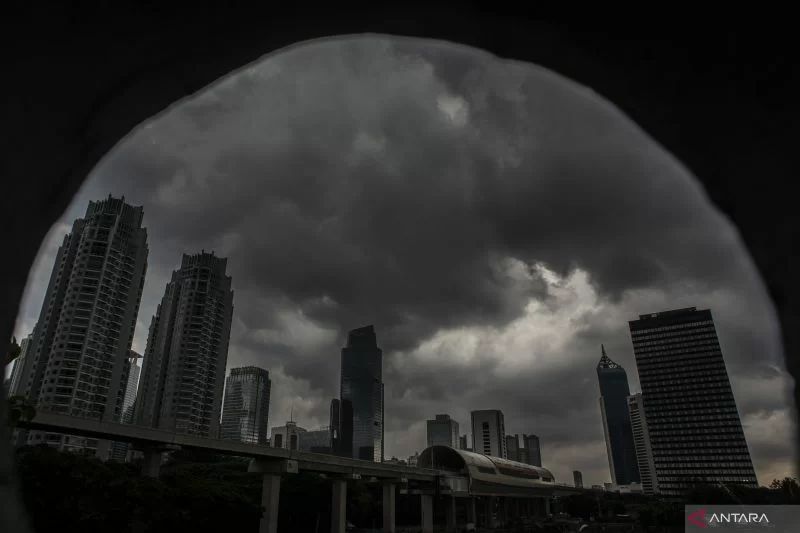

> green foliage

[
  {"left": 561, "top": 493, "right": 598, "bottom": 520},
  {"left": 635, "top": 500, "right": 683, "bottom": 530},
  {"left": 686, "top": 481, "right": 800, "bottom": 505},
  {"left": 278, "top": 472, "right": 334, "bottom": 531},
  {"left": 561, "top": 492, "right": 683, "bottom": 529},
  {"left": 14, "top": 445, "right": 262, "bottom": 533},
  {"left": 13, "top": 445, "right": 412, "bottom": 533},
  {"left": 767, "top": 477, "right": 800, "bottom": 503}
]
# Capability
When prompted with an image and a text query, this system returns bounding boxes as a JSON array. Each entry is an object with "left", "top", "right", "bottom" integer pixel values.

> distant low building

[
  {"left": 505, "top": 433, "right": 542, "bottom": 466},
  {"left": 427, "top": 414, "right": 459, "bottom": 448},
  {"left": 523, "top": 434, "right": 542, "bottom": 467},
  {"left": 407, "top": 452, "right": 420, "bottom": 467},
  {"left": 299, "top": 427, "right": 332, "bottom": 453},
  {"left": 505, "top": 435, "right": 520, "bottom": 461},
  {"left": 606, "top": 483, "right": 644, "bottom": 494},
  {"left": 384, "top": 456, "right": 407, "bottom": 465},
  {"left": 270, "top": 421, "right": 306, "bottom": 450}
]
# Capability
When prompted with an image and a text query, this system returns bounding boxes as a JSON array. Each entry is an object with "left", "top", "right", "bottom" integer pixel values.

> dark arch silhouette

[{"left": 2, "top": 8, "right": 798, "bottom": 532}]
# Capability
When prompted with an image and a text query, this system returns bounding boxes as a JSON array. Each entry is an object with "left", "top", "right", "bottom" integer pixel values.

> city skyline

[{"left": 9, "top": 36, "right": 795, "bottom": 486}]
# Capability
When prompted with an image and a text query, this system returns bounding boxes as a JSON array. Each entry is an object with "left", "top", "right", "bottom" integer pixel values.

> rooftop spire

[{"left": 598, "top": 344, "right": 621, "bottom": 369}]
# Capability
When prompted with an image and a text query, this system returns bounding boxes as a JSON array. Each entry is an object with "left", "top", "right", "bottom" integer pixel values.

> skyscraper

[
  {"left": 121, "top": 350, "right": 141, "bottom": 420},
  {"left": 458, "top": 434, "right": 470, "bottom": 451},
  {"left": 505, "top": 434, "right": 520, "bottom": 461},
  {"left": 109, "top": 350, "right": 142, "bottom": 461},
  {"left": 573, "top": 470, "right": 583, "bottom": 488},
  {"left": 506, "top": 433, "right": 542, "bottom": 465},
  {"left": 339, "top": 325, "right": 384, "bottom": 462},
  {"left": 471, "top": 409, "right": 506, "bottom": 458},
  {"left": 330, "top": 398, "right": 341, "bottom": 453},
  {"left": 135, "top": 251, "right": 233, "bottom": 438},
  {"left": 629, "top": 307, "right": 757, "bottom": 496},
  {"left": 220, "top": 366, "right": 271, "bottom": 444},
  {"left": 16, "top": 196, "right": 148, "bottom": 458},
  {"left": 330, "top": 397, "right": 354, "bottom": 457},
  {"left": 597, "top": 345, "right": 640, "bottom": 486},
  {"left": 7, "top": 333, "right": 34, "bottom": 397},
  {"left": 426, "top": 414, "right": 459, "bottom": 448},
  {"left": 627, "top": 393, "right": 658, "bottom": 495},
  {"left": 522, "top": 434, "right": 542, "bottom": 467}
]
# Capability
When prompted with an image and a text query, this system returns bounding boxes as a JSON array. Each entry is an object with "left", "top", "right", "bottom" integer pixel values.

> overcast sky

[{"left": 13, "top": 36, "right": 796, "bottom": 486}]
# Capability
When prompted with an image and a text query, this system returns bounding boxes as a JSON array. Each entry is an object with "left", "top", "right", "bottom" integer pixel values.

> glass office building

[{"left": 339, "top": 325, "right": 384, "bottom": 462}]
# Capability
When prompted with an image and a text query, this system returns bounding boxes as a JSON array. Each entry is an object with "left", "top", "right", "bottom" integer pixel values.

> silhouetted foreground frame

[{"left": 2, "top": 8, "right": 797, "bottom": 533}]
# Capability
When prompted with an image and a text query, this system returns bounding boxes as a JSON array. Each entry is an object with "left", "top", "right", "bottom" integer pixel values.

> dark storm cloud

[{"left": 15, "top": 36, "right": 794, "bottom": 484}]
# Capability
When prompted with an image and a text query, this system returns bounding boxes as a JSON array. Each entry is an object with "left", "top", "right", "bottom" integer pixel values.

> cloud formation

[{"left": 14, "top": 36, "right": 795, "bottom": 486}]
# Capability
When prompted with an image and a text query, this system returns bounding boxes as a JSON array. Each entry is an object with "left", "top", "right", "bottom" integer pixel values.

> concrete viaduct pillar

[
  {"left": 139, "top": 444, "right": 180, "bottom": 478},
  {"left": 421, "top": 493, "right": 434, "bottom": 533},
  {"left": 488, "top": 496, "right": 499, "bottom": 528},
  {"left": 382, "top": 481, "right": 396, "bottom": 533},
  {"left": 260, "top": 473, "right": 281, "bottom": 533},
  {"left": 248, "top": 459, "right": 298, "bottom": 533},
  {"left": 331, "top": 478, "right": 347, "bottom": 533},
  {"left": 444, "top": 495, "right": 457, "bottom": 532},
  {"left": 141, "top": 448, "right": 162, "bottom": 478},
  {"left": 466, "top": 496, "right": 477, "bottom": 529}
]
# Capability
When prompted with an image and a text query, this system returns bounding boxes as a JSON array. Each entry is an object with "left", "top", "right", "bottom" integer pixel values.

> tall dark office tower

[
  {"left": 135, "top": 252, "right": 234, "bottom": 438},
  {"left": 16, "top": 196, "right": 148, "bottom": 458},
  {"left": 597, "top": 345, "right": 641, "bottom": 486},
  {"left": 330, "top": 398, "right": 340, "bottom": 452},
  {"left": 339, "top": 325, "right": 384, "bottom": 462},
  {"left": 329, "top": 398, "right": 354, "bottom": 456},
  {"left": 573, "top": 470, "right": 583, "bottom": 488},
  {"left": 220, "top": 366, "right": 271, "bottom": 444},
  {"left": 629, "top": 308, "right": 758, "bottom": 496}
]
